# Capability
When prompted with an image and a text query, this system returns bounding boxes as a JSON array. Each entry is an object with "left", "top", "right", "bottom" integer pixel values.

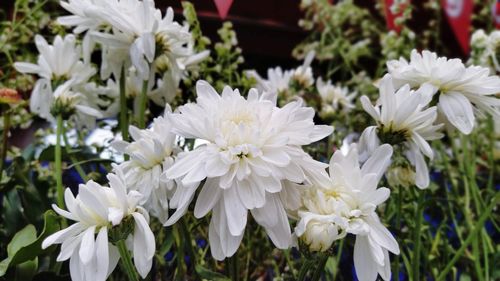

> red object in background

[
  {"left": 494, "top": 0, "right": 500, "bottom": 29},
  {"left": 213, "top": 0, "right": 234, "bottom": 19},
  {"left": 384, "top": 0, "right": 410, "bottom": 33},
  {"left": 442, "top": 0, "right": 473, "bottom": 54}
]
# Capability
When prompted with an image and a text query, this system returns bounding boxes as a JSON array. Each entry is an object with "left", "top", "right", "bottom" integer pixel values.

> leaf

[
  {"left": 195, "top": 264, "right": 230, "bottom": 281},
  {"left": 0, "top": 211, "right": 60, "bottom": 277},
  {"left": 15, "top": 258, "right": 38, "bottom": 281},
  {"left": 10, "top": 210, "right": 61, "bottom": 265},
  {"left": 0, "top": 225, "right": 37, "bottom": 276}
]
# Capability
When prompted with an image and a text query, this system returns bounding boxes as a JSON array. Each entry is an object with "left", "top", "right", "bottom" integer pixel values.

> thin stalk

[
  {"left": 61, "top": 122, "right": 88, "bottom": 182},
  {"left": 436, "top": 192, "right": 500, "bottom": 281},
  {"left": 137, "top": 80, "right": 149, "bottom": 129},
  {"left": 228, "top": 253, "right": 239, "bottom": 281},
  {"left": 310, "top": 254, "right": 328, "bottom": 281},
  {"left": 119, "top": 66, "right": 129, "bottom": 143},
  {"left": 55, "top": 114, "right": 64, "bottom": 209},
  {"left": 394, "top": 184, "right": 402, "bottom": 281},
  {"left": 412, "top": 190, "right": 424, "bottom": 281},
  {"left": 297, "top": 259, "right": 314, "bottom": 281},
  {"left": 117, "top": 239, "right": 139, "bottom": 281},
  {"left": 0, "top": 108, "right": 11, "bottom": 183}
]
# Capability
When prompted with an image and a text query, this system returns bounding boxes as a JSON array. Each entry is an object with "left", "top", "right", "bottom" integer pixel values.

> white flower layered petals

[
  {"left": 58, "top": 0, "right": 107, "bottom": 33},
  {"left": 295, "top": 144, "right": 399, "bottom": 281},
  {"left": 387, "top": 49, "right": 500, "bottom": 134},
  {"left": 316, "top": 78, "right": 356, "bottom": 115},
  {"left": 112, "top": 107, "right": 180, "bottom": 224},
  {"left": 359, "top": 74, "right": 443, "bottom": 189},
  {"left": 42, "top": 170, "right": 155, "bottom": 281},
  {"left": 164, "top": 80, "right": 332, "bottom": 260}
]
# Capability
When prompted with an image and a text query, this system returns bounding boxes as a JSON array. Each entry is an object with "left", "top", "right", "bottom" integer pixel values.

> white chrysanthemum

[
  {"left": 316, "top": 78, "right": 356, "bottom": 116},
  {"left": 470, "top": 29, "right": 500, "bottom": 72},
  {"left": 295, "top": 144, "right": 399, "bottom": 281},
  {"left": 164, "top": 80, "right": 333, "bottom": 260},
  {"left": 359, "top": 75, "right": 443, "bottom": 188},
  {"left": 42, "top": 169, "right": 155, "bottom": 281},
  {"left": 387, "top": 49, "right": 500, "bottom": 134},
  {"left": 112, "top": 107, "right": 181, "bottom": 224}
]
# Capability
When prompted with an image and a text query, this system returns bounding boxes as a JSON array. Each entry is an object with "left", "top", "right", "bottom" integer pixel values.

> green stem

[
  {"left": 412, "top": 190, "right": 424, "bottom": 281},
  {"left": 0, "top": 108, "right": 11, "bottom": 184},
  {"left": 119, "top": 66, "right": 129, "bottom": 143},
  {"left": 436, "top": 192, "right": 500, "bottom": 281},
  {"left": 297, "top": 259, "right": 314, "bottom": 281},
  {"left": 394, "top": 184, "right": 402, "bottom": 281},
  {"left": 61, "top": 122, "right": 88, "bottom": 182},
  {"left": 117, "top": 239, "right": 139, "bottom": 281},
  {"left": 310, "top": 254, "right": 328, "bottom": 281},
  {"left": 228, "top": 253, "right": 239, "bottom": 281},
  {"left": 55, "top": 114, "right": 64, "bottom": 209},
  {"left": 137, "top": 80, "right": 149, "bottom": 129}
]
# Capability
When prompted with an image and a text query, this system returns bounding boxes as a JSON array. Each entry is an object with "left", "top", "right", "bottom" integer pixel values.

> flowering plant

[{"left": 0, "top": 1, "right": 498, "bottom": 281}]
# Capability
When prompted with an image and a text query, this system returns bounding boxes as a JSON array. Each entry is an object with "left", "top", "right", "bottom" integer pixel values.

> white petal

[
  {"left": 132, "top": 212, "right": 155, "bottom": 278},
  {"left": 354, "top": 235, "right": 379, "bottom": 281},
  {"left": 223, "top": 187, "right": 248, "bottom": 236},
  {"left": 361, "top": 144, "right": 393, "bottom": 182},
  {"left": 194, "top": 178, "right": 222, "bottom": 218},
  {"left": 79, "top": 225, "right": 96, "bottom": 264},
  {"left": 438, "top": 92, "right": 475, "bottom": 134},
  {"left": 95, "top": 227, "right": 110, "bottom": 281}
]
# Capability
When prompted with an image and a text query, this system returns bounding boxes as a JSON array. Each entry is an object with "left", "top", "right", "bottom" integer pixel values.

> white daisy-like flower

[
  {"left": 387, "top": 49, "right": 500, "bottom": 134},
  {"left": 13, "top": 34, "right": 100, "bottom": 124},
  {"left": 291, "top": 51, "right": 315, "bottom": 88},
  {"left": 90, "top": 0, "right": 192, "bottom": 80},
  {"left": 14, "top": 34, "right": 95, "bottom": 84},
  {"left": 111, "top": 107, "right": 181, "bottom": 224},
  {"left": 316, "top": 78, "right": 356, "bottom": 116},
  {"left": 42, "top": 168, "right": 155, "bottom": 281},
  {"left": 58, "top": 0, "right": 108, "bottom": 34},
  {"left": 358, "top": 74, "right": 444, "bottom": 188},
  {"left": 163, "top": 80, "right": 333, "bottom": 260},
  {"left": 246, "top": 67, "right": 293, "bottom": 96},
  {"left": 295, "top": 144, "right": 399, "bottom": 281}
]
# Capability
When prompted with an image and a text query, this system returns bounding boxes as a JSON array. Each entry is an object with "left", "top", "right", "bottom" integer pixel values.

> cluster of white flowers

[
  {"left": 14, "top": 35, "right": 105, "bottom": 126},
  {"left": 29, "top": 2, "right": 500, "bottom": 279},
  {"left": 316, "top": 78, "right": 356, "bottom": 118},
  {"left": 163, "top": 80, "right": 333, "bottom": 260},
  {"left": 111, "top": 106, "right": 181, "bottom": 224},
  {"left": 247, "top": 51, "right": 315, "bottom": 99},
  {"left": 295, "top": 144, "right": 399, "bottom": 281},
  {"left": 42, "top": 168, "right": 155, "bottom": 281},
  {"left": 470, "top": 29, "right": 500, "bottom": 73},
  {"left": 387, "top": 49, "right": 500, "bottom": 135}
]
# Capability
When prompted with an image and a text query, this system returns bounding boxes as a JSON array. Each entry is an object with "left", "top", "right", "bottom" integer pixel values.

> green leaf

[
  {"left": 10, "top": 210, "right": 60, "bottom": 265},
  {"left": 0, "top": 224, "right": 37, "bottom": 277},
  {"left": 0, "top": 210, "right": 60, "bottom": 277},
  {"left": 195, "top": 264, "right": 230, "bottom": 281}
]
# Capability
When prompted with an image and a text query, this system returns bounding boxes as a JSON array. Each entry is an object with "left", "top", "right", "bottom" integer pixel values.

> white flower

[
  {"left": 58, "top": 0, "right": 108, "bottom": 34},
  {"left": 316, "top": 78, "right": 356, "bottom": 116},
  {"left": 14, "top": 34, "right": 95, "bottom": 84},
  {"left": 164, "top": 80, "right": 333, "bottom": 260},
  {"left": 112, "top": 107, "right": 181, "bottom": 224},
  {"left": 246, "top": 67, "right": 293, "bottom": 96},
  {"left": 90, "top": 0, "right": 192, "bottom": 80},
  {"left": 387, "top": 49, "right": 500, "bottom": 134},
  {"left": 291, "top": 51, "right": 315, "bottom": 88},
  {"left": 359, "top": 74, "right": 444, "bottom": 188},
  {"left": 42, "top": 169, "right": 155, "bottom": 281},
  {"left": 295, "top": 144, "right": 399, "bottom": 281}
]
